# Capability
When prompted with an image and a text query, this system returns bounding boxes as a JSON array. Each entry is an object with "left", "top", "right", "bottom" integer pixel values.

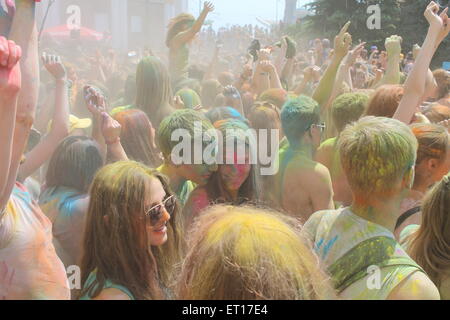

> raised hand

[
  {"left": 173, "top": 95, "right": 185, "bottom": 109},
  {"left": 334, "top": 21, "right": 352, "bottom": 60},
  {"left": 345, "top": 42, "right": 366, "bottom": 66},
  {"left": 284, "top": 36, "right": 297, "bottom": 59},
  {"left": 84, "top": 85, "right": 106, "bottom": 118},
  {"left": 42, "top": 53, "right": 66, "bottom": 80},
  {"left": 302, "top": 66, "right": 315, "bottom": 82},
  {"left": 413, "top": 44, "right": 421, "bottom": 60},
  {"left": 425, "top": 1, "right": 445, "bottom": 30},
  {"left": 258, "top": 48, "right": 271, "bottom": 61},
  {"left": 258, "top": 60, "right": 275, "bottom": 73},
  {"left": 203, "top": 1, "right": 214, "bottom": 14},
  {"left": 0, "top": 36, "right": 22, "bottom": 98},
  {"left": 101, "top": 112, "right": 121, "bottom": 145},
  {"left": 436, "top": 6, "right": 450, "bottom": 45},
  {"left": 385, "top": 35, "right": 402, "bottom": 57}
]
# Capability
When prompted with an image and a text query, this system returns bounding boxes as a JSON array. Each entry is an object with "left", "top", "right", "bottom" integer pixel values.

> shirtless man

[
  {"left": 275, "top": 95, "right": 334, "bottom": 223},
  {"left": 273, "top": 22, "right": 354, "bottom": 222}
]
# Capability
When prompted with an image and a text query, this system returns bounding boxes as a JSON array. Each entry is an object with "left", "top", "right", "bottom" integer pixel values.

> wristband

[{"left": 260, "top": 72, "right": 269, "bottom": 76}]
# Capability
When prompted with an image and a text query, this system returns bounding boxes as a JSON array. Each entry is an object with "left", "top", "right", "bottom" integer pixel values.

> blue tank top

[{"left": 79, "top": 270, "right": 135, "bottom": 300}]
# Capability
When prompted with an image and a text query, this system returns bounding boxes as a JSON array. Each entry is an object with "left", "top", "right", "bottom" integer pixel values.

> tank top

[
  {"left": 79, "top": 270, "right": 134, "bottom": 300},
  {"left": 303, "top": 208, "right": 425, "bottom": 299}
]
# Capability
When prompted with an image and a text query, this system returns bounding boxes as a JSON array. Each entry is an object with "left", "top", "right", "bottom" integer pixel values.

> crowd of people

[{"left": 0, "top": 0, "right": 450, "bottom": 300}]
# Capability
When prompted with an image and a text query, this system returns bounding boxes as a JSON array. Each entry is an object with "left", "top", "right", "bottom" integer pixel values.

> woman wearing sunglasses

[{"left": 78, "top": 161, "right": 183, "bottom": 300}]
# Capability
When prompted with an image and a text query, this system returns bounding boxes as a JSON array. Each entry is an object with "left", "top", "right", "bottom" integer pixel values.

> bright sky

[{"left": 188, "top": 0, "right": 311, "bottom": 29}]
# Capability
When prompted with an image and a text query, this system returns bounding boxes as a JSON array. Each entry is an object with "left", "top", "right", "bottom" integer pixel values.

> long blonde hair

[
  {"left": 407, "top": 175, "right": 450, "bottom": 287},
  {"left": 176, "top": 205, "right": 335, "bottom": 300}
]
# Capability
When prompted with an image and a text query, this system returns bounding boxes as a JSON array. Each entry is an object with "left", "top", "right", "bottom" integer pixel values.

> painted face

[
  {"left": 144, "top": 177, "right": 171, "bottom": 247},
  {"left": 219, "top": 151, "right": 251, "bottom": 192}
]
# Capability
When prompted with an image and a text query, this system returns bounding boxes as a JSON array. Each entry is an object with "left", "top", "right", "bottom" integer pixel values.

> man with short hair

[
  {"left": 303, "top": 116, "right": 440, "bottom": 300},
  {"left": 275, "top": 95, "right": 334, "bottom": 222},
  {"left": 157, "top": 109, "right": 218, "bottom": 206}
]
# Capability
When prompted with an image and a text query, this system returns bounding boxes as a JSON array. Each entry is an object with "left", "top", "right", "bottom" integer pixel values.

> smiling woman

[
  {"left": 182, "top": 119, "right": 260, "bottom": 230},
  {"left": 78, "top": 161, "right": 183, "bottom": 300}
]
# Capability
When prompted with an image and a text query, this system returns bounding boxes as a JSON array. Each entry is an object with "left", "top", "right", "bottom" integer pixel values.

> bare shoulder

[
  {"left": 316, "top": 139, "right": 336, "bottom": 158},
  {"left": 92, "top": 288, "right": 132, "bottom": 300},
  {"left": 295, "top": 160, "right": 332, "bottom": 185},
  {"left": 387, "top": 271, "right": 440, "bottom": 300}
]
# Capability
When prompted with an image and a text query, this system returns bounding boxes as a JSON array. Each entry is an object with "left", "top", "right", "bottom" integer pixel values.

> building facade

[{"left": 37, "top": 0, "right": 189, "bottom": 51}]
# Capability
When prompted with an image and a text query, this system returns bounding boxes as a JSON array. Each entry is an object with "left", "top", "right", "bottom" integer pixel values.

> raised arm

[
  {"left": 85, "top": 85, "right": 107, "bottom": 159},
  {"left": 280, "top": 37, "right": 297, "bottom": 90},
  {"left": 323, "top": 42, "right": 366, "bottom": 114},
  {"left": 294, "top": 66, "right": 316, "bottom": 96},
  {"left": 394, "top": 2, "right": 450, "bottom": 124},
  {"left": 372, "top": 35, "right": 402, "bottom": 88},
  {"left": 101, "top": 112, "right": 128, "bottom": 162},
  {"left": 0, "top": 37, "right": 22, "bottom": 211},
  {"left": 312, "top": 22, "right": 352, "bottom": 108},
  {"left": 170, "top": 1, "right": 214, "bottom": 49},
  {"left": 0, "top": 0, "right": 38, "bottom": 208},
  {"left": 18, "top": 54, "right": 70, "bottom": 181},
  {"left": 253, "top": 60, "right": 282, "bottom": 95}
]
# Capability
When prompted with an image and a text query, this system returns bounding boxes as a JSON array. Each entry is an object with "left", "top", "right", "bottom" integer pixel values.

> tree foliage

[{"left": 289, "top": 0, "right": 449, "bottom": 67}]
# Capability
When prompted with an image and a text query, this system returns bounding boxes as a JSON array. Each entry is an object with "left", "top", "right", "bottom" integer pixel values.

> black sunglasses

[{"left": 144, "top": 195, "right": 176, "bottom": 226}]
